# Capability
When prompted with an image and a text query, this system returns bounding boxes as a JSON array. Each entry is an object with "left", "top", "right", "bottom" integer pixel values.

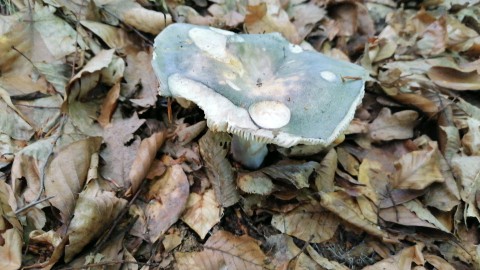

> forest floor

[{"left": 1, "top": 0, "right": 480, "bottom": 269}]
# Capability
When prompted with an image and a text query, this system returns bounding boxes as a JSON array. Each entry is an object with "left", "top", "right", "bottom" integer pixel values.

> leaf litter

[{"left": 1, "top": 0, "right": 480, "bottom": 269}]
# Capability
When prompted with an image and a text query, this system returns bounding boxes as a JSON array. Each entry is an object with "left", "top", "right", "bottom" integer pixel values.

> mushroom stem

[{"left": 231, "top": 135, "right": 268, "bottom": 169}]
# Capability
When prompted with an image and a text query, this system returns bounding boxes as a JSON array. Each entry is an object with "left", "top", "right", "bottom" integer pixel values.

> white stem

[{"left": 231, "top": 135, "right": 268, "bottom": 169}]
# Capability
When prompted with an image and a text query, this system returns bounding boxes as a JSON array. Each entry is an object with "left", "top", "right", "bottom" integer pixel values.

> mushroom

[{"left": 152, "top": 23, "right": 368, "bottom": 169}]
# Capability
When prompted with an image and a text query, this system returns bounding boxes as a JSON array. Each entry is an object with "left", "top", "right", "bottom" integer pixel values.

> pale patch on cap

[
  {"left": 188, "top": 28, "right": 227, "bottom": 61},
  {"left": 249, "top": 101, "right": 291, "bottom": 129},
  {"left": 320, "top": 71, "right": 338, "bottom": 82}
]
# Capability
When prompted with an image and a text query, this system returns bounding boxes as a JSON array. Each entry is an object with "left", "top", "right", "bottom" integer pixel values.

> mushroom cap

[{"left": 152, "top": 23, "right": 368, "bottom": 148}]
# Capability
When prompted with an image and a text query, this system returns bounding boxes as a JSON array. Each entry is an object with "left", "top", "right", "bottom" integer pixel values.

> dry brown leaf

[
  {"left": 264, "top": 234, "right": 299, "bottom": 267},
  {"left": 461, "top": 118, "right": 480, "bottom": 155},
  {"left": 64, "top": 180, "right": 127, "bottom": 262},
  {"left": 337, "top": 147, "right": 359, "bottom": 176},
  {"left": 390, "top": 93, "right": 439, "bottom": 118},
  {"left": 363, "top": 243, "right": 424, "bottom": 270},
  {"left": 174, "top": 5, "right": 216, "bottom": 26},
  {"left": 369, "top": 108, "right": 419, "bottom": 141},
  {"left": 237, "top": 171, "right": 275, "bottom": 195},
  {"left": 394, "top": 141, "right": 444, "bottom": 190},
  {"left": 271, "top": 201, "right": 339, "bottom": 243},
  {"left": 403, "top": 200, "right": 451, "bottom": 232},
  {"left": 10, "top": 137, "right": 55, "bottom": 206},
  {"left": 306, "top": 245, "right": 349, "bottom": 270},
  {"left": 428, "top": 66, "right": 480, "bottom": 90},
  {"left": 0, "top": 88, "right": 34, "bottom": 140},
  {"left": 198, "top": 131, "right": 239, "bottom": 207},
  {"left": 175, "top": 230, "right": 268, "bottom": 270},
  {"left": 320, "top": 191, "right": 388, "bottom": 239},
  {"left": 181, "top": 189, "right": 221, "bottom": 239},
  {"left": 358, "top": 158, "right": 385, "bottom": 205},
  {"left": 28, "top": 230, "right": 68, "bottom": 269},
  {"left": 438, "top": 125, "right": 461, "bottom": 162},
  {"left": 314, "top": 148, "right": 337, "bottom": 193},
  {"left": 244, "top": 1, "right": 300, "bottom": 44},
  {"left": 379, "top": 204, "right": 438, "bottom": 229},
  {"left": 127, "top": 131, "right": 166, "bottom": 196},
  {"left": 208, "top": 0, "right": 247, "bottom": 27},
  {"left": 176, "top": 120, "right": 206, "bottom": 146},
  {"left": 124, "top": 51, "right": 159, "bottom": 108},
  {"left": 80, "top": 20, "right": 137, "bottom": 53},
  {"left": 415, "top": 14, "right": 447, "bottom": 56},
  {"left": 290, "top": 2, "right": 326, "bottom": 40},
  {"left": 451, "top": 155, "right": 480, "bottom": 221},
  {"left": 424, "top": 254, "right": 455, "bottom": 270},
  {"left": 0, "top": 181, "right": 22, "bottom": 270},
  {"left": 13, "top": 95, "right": 63, "bottom": 136},
  {"left": 67, "top": 49, "right": 114, "bottom": 102},
  {"left": 98, "top": 0, "right": 171, "bottom": 35},
  {"left": 100, "top": 113, "right": 144, "bottom": 189},
  {"left": 146, "top": 164, "right": 189, "bottom": 243},
  {"left": 163, "top": 228, "right": 183, "bottom": 253},
  {"left": 97, "top": 82, "right": 120, "bottom": 127},
  {"left": 44, "top": 137, "right": 103, "bottom": 222},
  {"left": 261, "top": 161, "right": 319, "bottom": 189}
]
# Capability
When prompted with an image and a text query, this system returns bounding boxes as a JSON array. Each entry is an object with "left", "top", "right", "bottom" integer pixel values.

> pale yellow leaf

[
  {"left": 146, "top": 164, "right": 189, "bottom": 243},
  {"left": 181, "top": 189, "right": 221, "bottom": 239}
]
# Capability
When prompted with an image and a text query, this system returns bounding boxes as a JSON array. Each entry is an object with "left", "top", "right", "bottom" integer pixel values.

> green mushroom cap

[{"left": 152, "top": 23, "right": 368, "bottom": 148}]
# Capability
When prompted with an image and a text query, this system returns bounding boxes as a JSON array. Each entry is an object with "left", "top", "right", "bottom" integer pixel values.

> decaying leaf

[
  {"left": 369, "top": 107, "right": 419, "bottom": 141},
  {"left": 199, "top": 131, "right": 239, "bottom": 207},
  {"left": 393, "top": 141, "right": 444, "bottom": 190},
  {"left": 320, "top": 191, "right": 388, "bottom": 239},
  {"left": 271, "top": 201, "right": 339, "bottom": 243},
  {"left": 261, "top": 161, "right": 319, "bottom": 189},
  {"left": 175, "top": 230, "right": 268, "bottom": 270}
]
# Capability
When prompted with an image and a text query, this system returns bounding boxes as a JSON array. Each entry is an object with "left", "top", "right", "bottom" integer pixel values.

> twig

[{"left": 14, "top": 196, "right": 55, "bottom": 215}]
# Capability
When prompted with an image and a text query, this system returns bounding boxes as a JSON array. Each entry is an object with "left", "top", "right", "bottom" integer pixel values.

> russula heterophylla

[{"left": 152, "top": 23, "right": 369, "bottom": 169}]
